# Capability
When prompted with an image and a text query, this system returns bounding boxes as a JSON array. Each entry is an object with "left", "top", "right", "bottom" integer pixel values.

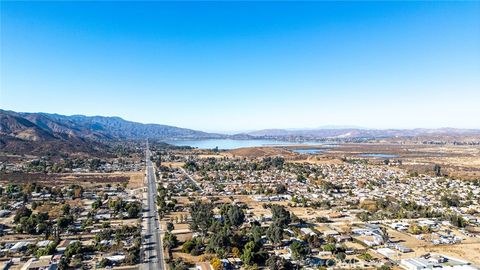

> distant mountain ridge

[
  {"left": 243, "top": 127, "right": 480, "bottom": 139},
  {"left": 1, "top": 109, "right": 479, "bottom": 156},
  {"left": 0, "top": 110, "right": 221, "bottom": 155}
]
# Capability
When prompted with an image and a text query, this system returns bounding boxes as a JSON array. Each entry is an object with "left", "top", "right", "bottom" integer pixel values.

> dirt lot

[
  {"left": 161, "top": 162, "right": 184, "bottom": 168},
  {"left": 415, "top": 243, "right": 480, "bottom": 265},
  {"left": 386, "top": 227, "right": 480, "bottom": 265},
  {"left": 126, "top": 171, "right": 144, "bottom": 189},
  {"left": 228, "top": 147, "right": 297, "bottom": 158}
]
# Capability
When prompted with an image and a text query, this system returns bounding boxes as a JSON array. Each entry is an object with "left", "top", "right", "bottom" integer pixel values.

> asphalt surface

[
  {"left": 179, "top": 167, "right": 203, "bottom": 193},
  {"left": 141, "top": 143, "right": 165, "bottom": 270}
]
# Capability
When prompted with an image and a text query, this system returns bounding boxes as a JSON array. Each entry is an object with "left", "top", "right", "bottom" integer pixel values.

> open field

[
  {"left": 0, "top": 171, "right": 146, "bottom": 187},
  {"left": 328, "top": 143, "right": 480, "bottom": 179},
  {"left": 228, "top": 146, "right": 297, "bottom": 158}
]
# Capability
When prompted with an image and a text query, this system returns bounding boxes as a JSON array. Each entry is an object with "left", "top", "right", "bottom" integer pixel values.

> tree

[
  {"left": 322, "top": 244, "right": 336, "bottom": 252},
  {"left": 266, "top": 255, "right": 294, "bottom": 270},
  {"left": 166, "top": 222, "right": 174, "bottom": 232},
  {"left": 232, "top": 247, "right": 241, "bottom": 258},
  {"left": 99, "top": 258, "right": 110, "bottom": 268},
  {"left": 126, "top": 202, "right": 141, "bottom": 218},
  {"left": 189, "top": 201, "right": 214, "bottom": 237},
  {"left": 14, "top": 206, "right": 32, "bottom": 223},
  {"left": 296, "top": 174, "right": 306, "bottom": 183},
  {"left": 168, "top": 258, "right": 189, "bottom": 270},
  {"left": 92, "top": 199, "right": 102, "bottom": 209},
  {"left": 358, "top": 253, "right": 373, "bottom": 262},
  {"left": 270, "top": 205, "right": 291, "bottom": 228},
  {"left": 305, "top": 234, "right": 323, "bottom": 248},
  {"left": 211, "top": 257, "right": 223, "bottom": 270},
  {"left": 447, "top": 214, "right": 467, "bottom": 228},
  {"left": 336, "top": 252, "right": 346, "bottom": 262},
  {"left": 184, "top": 160, "right": 198, "bottom": 172},
  {"left": 61, "top": 204, "right": 71, "bottom": 215},
  {"left": 241, "top": 241, "right": 256, "bottom": 266},
  {"left": 109, "top": 198, "right": 125, "bottom": 214},
  {"left": 206, "top": 229, "right": 231, "bottom": 256},
  {"left": 65, "top": 241, "right": 83, "bottom": 258},
  {"left": 434, "top": 164, "right": 442, "bottom": 176},
  {"left": 275, "top": 184, "right": 287, "bottom": 194},
  {"left": 57, "top": 216, "right": 73, "bottom": 230},
  {"left": 17, "top": 216, "right": 37, "bottom": 234},
  {"left": 181, "top": 240, "right": 195, "bottom": 253},
  {"left": 289, "top": 241, "right": 310, "bottom": 261},
  {"left": 221, "top": 204, "right": 245, "bottom": 227},
  {"left": 163, "top": 232, "right": 178, "bottom": 251},
  {"left": 58, "top": 258, "right": 69, "bottom": 270},
  {"left": 266, "top": 223, "right": 283, "bottom": 244}
]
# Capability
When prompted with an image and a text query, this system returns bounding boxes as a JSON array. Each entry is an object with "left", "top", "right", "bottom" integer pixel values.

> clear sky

[{"left": 1, "top": 1, "right": 479, "bottom": 132}]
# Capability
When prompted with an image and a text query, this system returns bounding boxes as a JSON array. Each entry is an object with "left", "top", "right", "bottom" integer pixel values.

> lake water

[
  {"left": 358, "top": 153, "right": 399, "bottom": 158},
  {"left": 290, "top": 149, "right": 324, "bottom": 154},
  {"left": 163, "top": 139, "right": 324, "bottom": 150}
]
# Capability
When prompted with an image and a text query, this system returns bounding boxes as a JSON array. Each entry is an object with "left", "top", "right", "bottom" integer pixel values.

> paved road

[
  {"left": 179, "top": 167, "right": 204, "bottom": 193},
  {"left": 141, "top": 143, "right": 165, "bottom": 270}
]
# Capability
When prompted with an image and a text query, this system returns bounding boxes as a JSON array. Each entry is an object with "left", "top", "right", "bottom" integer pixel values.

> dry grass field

[
  {"left": 228, "top": 146, "right": 296, "bottom": 158},
  {"left": 161, "top": 161, "right": 185, "bottom": 168},
  {"left": 126, "top": 171, "right": 144, "bottom": 189},
  {"left": 0, "top": 171, "right": 145, "bottom": 187}
]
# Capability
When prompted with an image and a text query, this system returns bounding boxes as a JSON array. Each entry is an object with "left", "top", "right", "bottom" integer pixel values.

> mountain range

[
  {"left": 243, "top": 127, "right": 480, "bottom": 139},
  {"left": 1, "top": 109, "right": 479, "bottom": 156},
  {"left": 0, "top": 110, "right": 220, "bottom": 155}
]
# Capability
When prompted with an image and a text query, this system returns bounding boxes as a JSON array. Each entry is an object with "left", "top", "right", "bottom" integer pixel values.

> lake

[
  {"left": 358, "top": 153, "right": 399, "bottom": 158},
  {"left": 290, "top": 149, "right": 324, "bottom": 154},
  {"left": 163, "top": 139, "right": 324, "bottom": 150}
]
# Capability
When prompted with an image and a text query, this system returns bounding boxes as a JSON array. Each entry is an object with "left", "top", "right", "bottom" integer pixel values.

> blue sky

[{"left": 1, "top": 1, "right": 479, "bottom": 132}]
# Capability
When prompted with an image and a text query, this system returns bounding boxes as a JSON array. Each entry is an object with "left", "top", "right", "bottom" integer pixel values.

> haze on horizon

[{"left": 1, "top": 2, "right": 479, "bottom": 132}]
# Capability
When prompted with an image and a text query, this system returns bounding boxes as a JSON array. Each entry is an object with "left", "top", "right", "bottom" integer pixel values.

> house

[
  {"left": 20, "top": 256, "right": 56, "bottom": 270},
  {"left": 334, "top": 235, "right": 352, "bottom": 242},
  {"left": 10, "top": 241, "right": 30, "bottom": 252},
  {"left": 56, "top": 240, "right": 77, "bottom": 253},
  {"left": 327, "top": 212, "right": 345, "bottom": 219},
  {"left": 377, "top": 248, "right": 397, "bottom": 259},
  {"left": 300, "top": 228, "right": 316, "bottom": 236},
  {"left": 418, "top": 220, "right": 438, "bottom": 229},
  {"left": 36, "top": 240, "right": 53, "bottom": 248},
  {"left": 361, "top": 234, "right": 384, "bottom": 247},
  {"left": 400, "top": 254, "right": 477, "bottom": 270},
  {"left": 105, "top": 255, "right": 125, "bottom": 265},
  {"left": 390, "top": 222, "right": 409, "bottom": 231},
  {"left": 323, "top": 230, "right": 339, "bottom": 237},
  {"left": 396, "top": 244, "right": 413, "bottom": 253},
  {"left": 0, "top": 210, "right": 11, "bottom": 218},
  {"left": 226, "top": 258, "right": 242, "bottom": 269}
]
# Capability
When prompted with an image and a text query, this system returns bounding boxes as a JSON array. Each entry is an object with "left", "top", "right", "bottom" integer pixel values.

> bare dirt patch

[
  {"left": 0, "top": 172, "right": 131, "bottom": 186},
  {"left": 126, "top": 172, "right": 144, "bottom": 189},
  {"left": 416, "top": 243, "right": 480, "bottom": 265}
]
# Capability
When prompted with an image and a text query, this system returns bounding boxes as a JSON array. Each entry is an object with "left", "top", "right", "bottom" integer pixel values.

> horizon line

[{"left": 3, "top": 108, "right": 480, "bottom": 133}]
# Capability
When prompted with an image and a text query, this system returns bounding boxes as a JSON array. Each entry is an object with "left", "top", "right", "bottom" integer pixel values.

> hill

[{"left": 0, "top": 110, "right": 221, "bottom": 156}]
